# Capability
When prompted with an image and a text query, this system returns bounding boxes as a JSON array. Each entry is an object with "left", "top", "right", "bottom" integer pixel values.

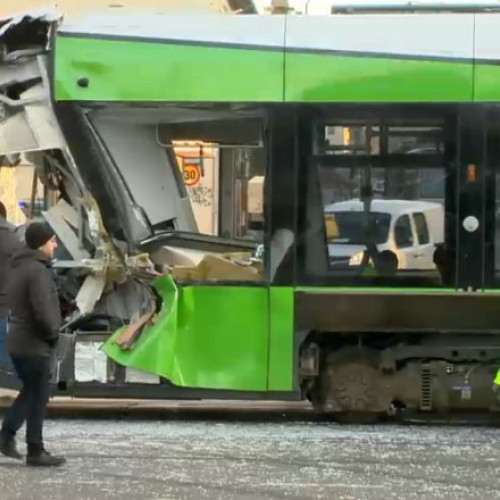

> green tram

[{"left": 3, "top": 7, "right": 500, "bottom": 422}]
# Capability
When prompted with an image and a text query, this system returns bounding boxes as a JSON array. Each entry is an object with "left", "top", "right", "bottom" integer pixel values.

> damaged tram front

[{"left": 4, "top": 8, "right": 500, "bottom": 422}]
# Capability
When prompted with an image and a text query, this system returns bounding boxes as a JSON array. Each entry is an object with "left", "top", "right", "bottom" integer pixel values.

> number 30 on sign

[{"left": 183, "top": 163, "right": 201, "bottom": 187}]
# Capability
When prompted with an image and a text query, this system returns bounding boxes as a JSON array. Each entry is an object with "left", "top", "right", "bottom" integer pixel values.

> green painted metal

[
  {"left": 285, "top": 52, "right": 474, "bottom": 102},
  {"left": 54, "top": 34, "right": 485, "bottom": 104},
  {"left": 267, "top": 287, "right": 294, "bottom": 391},
  {"left": 102, "top": 276, "right": 270, "bottom": 391},
  {"left": 473, "top": 64, "right": 500, "bottom": 101},
  {"left": 54, "top": 36, "right": 285, "bottom": 102},
  {"left": 494, "top": 367, "right": 500, "bottom": 386}
]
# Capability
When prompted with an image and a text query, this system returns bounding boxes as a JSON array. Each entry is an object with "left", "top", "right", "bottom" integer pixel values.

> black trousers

[{"left": 0, "top": 355, "right": 50, "bottom": 453}]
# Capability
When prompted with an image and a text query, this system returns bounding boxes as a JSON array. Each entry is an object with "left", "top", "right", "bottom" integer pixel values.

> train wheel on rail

[{"left": 311, "top": 348, "right": 393, "bottom": 424}]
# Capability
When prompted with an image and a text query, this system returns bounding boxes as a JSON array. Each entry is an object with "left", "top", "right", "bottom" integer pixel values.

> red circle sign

[{"left": 183, "top": 164, "right": 201, "bottom": 187}]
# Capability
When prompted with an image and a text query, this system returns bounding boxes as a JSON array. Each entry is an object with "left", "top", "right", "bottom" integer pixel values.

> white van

[{"left": 324, "top": 199, "right": 444, "bottom": 270}]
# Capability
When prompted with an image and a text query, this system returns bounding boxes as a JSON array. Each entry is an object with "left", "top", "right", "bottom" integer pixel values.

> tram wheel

[{"left": 311, "top": 348, "right": 393, "bottom": 422}]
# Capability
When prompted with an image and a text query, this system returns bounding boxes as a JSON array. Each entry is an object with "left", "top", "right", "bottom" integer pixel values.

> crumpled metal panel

[
  {"left": 0, "top": 83, "right": 67, "bottom": 155},
  {"left": 0, "top": 59, "right": 40, "bottom": 88},
  {"left": 0, "top": 9, "right": 63, "bottom": 153},
  {"left": 0, "top": 9, "right": 138, "bottom": 319},
  {"left": 0, "top": 111, "right": 38, "bottom": 153},
  {"left": 102, "top": 275, "right": 271, "bottom": 391},
  {"left": 0, "top": 42, "right": 65, "bottom": 154},
  {"left": 22, "top": 81, "right": 67, "bottom": 150},
  {"left": 0, "top": 7, "right": 59, "bottom": 38}
]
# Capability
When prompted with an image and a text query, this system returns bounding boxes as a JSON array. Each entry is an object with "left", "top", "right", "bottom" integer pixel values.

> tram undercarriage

[{"left": 299, "top": 292, "right": 500, "bottom": 422}]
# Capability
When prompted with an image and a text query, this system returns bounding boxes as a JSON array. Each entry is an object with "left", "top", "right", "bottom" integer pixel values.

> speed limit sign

[{"left": 183, "top": 163, "right": 201, "bottom": 187}]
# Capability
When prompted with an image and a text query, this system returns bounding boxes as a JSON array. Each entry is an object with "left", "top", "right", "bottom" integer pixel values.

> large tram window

[{"left": 301, "top": 117, "right": 452, "bottom": 287}]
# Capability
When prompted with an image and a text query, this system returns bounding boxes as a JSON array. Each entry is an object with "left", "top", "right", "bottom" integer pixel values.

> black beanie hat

[{"left": 25, "top": 223, "right": 55, "bottom": 250}]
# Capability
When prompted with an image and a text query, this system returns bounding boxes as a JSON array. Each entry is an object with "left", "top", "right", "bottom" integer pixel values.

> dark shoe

[
  {"left": 26, "top": 450, "right": 65, "bottom": 467},
  {"left": 0, "top": 437, "right": 22, "bottom": 460}
]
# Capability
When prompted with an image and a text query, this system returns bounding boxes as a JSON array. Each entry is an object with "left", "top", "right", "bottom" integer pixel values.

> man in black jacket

[
  {"left": 0, "top": 223, "right": 65, "bottom": 467},
  {"left": 0, "top": 202, "right": 23, "bottom": 371}
]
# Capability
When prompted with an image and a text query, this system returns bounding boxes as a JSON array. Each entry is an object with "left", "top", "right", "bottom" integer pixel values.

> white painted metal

[
  {"left": 474, "top": 14, "right": 500, "bottom": 61},
  {"left": 60, "top": 12, "right": 286, "bottom": 47},
  {"left": 42, "top": 203, "right": 91, "bottom": 261},
  {"left": 91, "top": 116, "right": 197, "bottom": 231},
  {"left": 75, "top": 275, "right": 107, "bottom": 315},
  {"left": 286, "top": 14, "right": 474, "bottom": 59}
]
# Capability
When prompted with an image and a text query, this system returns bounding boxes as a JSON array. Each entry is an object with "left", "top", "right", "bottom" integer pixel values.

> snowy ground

[{"left": 1, "top": 418, "right": 499, "bottom": 500}]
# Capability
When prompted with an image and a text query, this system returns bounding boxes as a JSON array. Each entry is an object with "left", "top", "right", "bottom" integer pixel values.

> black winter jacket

[
  {"left": 0, "top": 218, "right": 23, "bottom": 316},
  {"left": 6, "top": 249, "right": 61, "bottom": 357}
]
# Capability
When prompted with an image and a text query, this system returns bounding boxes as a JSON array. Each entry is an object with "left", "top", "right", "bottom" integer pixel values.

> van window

[
  {"left": 413, "top": 212, "right": 430, "bottom": 245},
  {"left": 395, "top": 215, "right": 414, "bottom": 248},
  {"left": 324, "top": 211, "right": 391, "bottom": 244}
]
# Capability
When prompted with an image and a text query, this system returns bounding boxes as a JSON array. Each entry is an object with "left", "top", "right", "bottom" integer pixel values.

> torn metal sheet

[
  {"left": 0, "top": 112, "right": 38, "bottom": 152},
  {"left": 75, "top": 275, "right": 107, "bottom": 315},
  {"left": 0, "top": 83, "right": 66, "bottom": 155},
  {"left": 102, "top": 274, "right": 270, "bottom": 391},
  {"left": 0, "top": 6, "right": 59, "bottom": 38},
  {"left": 93, "top": 278, "right": 157, "bottom": 323},
  {"left": 0, "top": 59, "right": 40, "bottom": 89},
  {"left": 22, "top": 86, "right": 66, "bottom": 148},
  {"left": 53, "top": 198, "right": 81, "bottom": 230},
  {"left": 42, "top": 202, "right": 90, "bottom": 262}
]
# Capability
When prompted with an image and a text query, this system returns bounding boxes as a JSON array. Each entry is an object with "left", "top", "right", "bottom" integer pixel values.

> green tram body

[{"left": 6, "top": 9, "right": 500, "bottom": 421}]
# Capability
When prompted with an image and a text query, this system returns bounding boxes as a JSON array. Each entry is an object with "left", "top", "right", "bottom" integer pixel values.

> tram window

[
  {"left": 317, "top": 124, "right": 443, "bottom": 157},
  {"left": 395, "top": 215, "right": 414, "bottom": 249},
  {"left": 317, "top": 124, "right": 380, "bottom": 155},
  {"left": 320, "top": 166, "right": 386, "bottom": 202},
  {"left": 418, "top": 169, "right": 446, "bottom": 200},
  {"left": 302, "top": 117, "right": 450, "bottom": 287},
  {"left": 387, "top": 126, "right": 443, "bottom": 154},
  {"left": 413, "top": 213, "right": 430, "bottom": 245},
  {"left": 316, "top": 162, "right": 445, "bottom": 275}
]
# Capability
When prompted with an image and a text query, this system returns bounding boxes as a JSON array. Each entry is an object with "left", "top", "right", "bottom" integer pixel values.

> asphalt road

[{"left": 0, "top": 418, "right": 499, "bottom": 500}]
